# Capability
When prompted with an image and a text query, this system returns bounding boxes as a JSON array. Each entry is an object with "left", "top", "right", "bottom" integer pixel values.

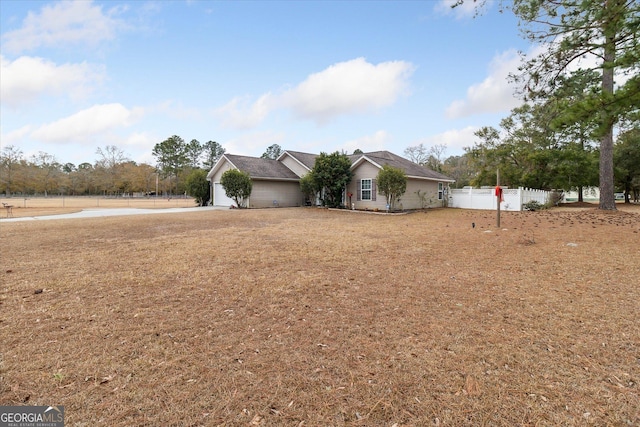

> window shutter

[
  {"left": 356, "top": 180, "right": 361, "bottom": 201},
  {"left": 372, "top": 179, "right": 377, "bottom": 201}
]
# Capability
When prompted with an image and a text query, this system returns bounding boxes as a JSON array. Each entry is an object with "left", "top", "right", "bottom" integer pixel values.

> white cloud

[
  {"left": 341, "top": 130, "right": 391, "bottom": 154},
  {"left": 283, "top": 58, "right": 414, "bottom": 124},
  {"left": 416, "top": 126, "right": 478, "bottom": 154},
  {"left": 122, "top": 131, "right": 157, "bottom": 148},
  {"left": 0, "top": 55, "right": 105, "bottom": 108},
  {"left": 214, "top": 58, "right": 414, "bottom": 129},
  {"left": 121, "top": 131, "right": 160, "bottom": 164},
  {"left": 1, "top": 124, "right": 33, "bottom": 145},
  {"left": 31, "top": 103, "right": 143, "bottom": 143},
  {"left": 447, "top": 42, "right": 630, "bottom": 120},
  {"left": 1, "top": 0, "right": 126, "bottom": 53},
  {"left": 445, "top": 49, "right": 523, "bottom": 118},
  {"left": 222, "top": 130, "right": 285, "bottom": 156},
  {"left": 213, "top": 93, "right": 274, "bottom": 130}
]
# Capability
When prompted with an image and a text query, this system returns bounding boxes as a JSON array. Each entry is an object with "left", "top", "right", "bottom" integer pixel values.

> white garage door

[{"left": 214, "top": 183, "right": 235, "bottom": 207}]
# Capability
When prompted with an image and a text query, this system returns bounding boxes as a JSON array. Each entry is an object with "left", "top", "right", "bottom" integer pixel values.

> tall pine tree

[{"left": 511, "top": 0, "right": 640, "bottom": 209}]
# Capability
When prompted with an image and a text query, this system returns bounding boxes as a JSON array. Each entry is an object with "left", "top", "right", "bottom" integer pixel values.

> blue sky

[{"left": 1, "top": 0, "right": 533, "bottom": 166}]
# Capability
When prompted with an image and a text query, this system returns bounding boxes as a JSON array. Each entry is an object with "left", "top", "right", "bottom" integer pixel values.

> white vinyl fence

[{"left": 449, "top": 187, "right": 551, "bottom": 211}]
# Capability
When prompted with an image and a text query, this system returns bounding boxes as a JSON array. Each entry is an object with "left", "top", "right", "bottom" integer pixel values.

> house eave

[
  {"left": 350, "top": 155, "right": 379, "bottom": 170},
  {"left": 278, "top": 151, "right": 312, "bottom": 173},
  {"left": 252, "top": 177, "right": 300, "bottom": 182},
  {"left": 407, "top": 175, "right": 456, "bottom": 183},
  {"left": 352, "top": 155, "right": 455, "bottom": 183},
  {"left": 206, "top": 155, "right": 237, "bottom": 181}
]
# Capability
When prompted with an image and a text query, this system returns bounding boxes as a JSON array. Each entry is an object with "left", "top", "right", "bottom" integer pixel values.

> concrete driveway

[{"left": 1, "top": 206, "right": 226, "bottom": 223}]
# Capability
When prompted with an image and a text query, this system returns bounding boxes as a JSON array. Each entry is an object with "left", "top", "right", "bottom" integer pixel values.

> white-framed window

[
  {"left": 438, "top": 182, "right": 444, "bottom": 200},
  {"left": 356, "top": 179, "right": 376, "bottom": 201},
  {"left": 361, "top": 179, "right": 372, "bottom": 201}
]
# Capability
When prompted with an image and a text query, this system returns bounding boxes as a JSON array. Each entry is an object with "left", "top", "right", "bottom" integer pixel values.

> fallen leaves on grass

[{"left": 0, "top": 206, "right": 639, "bottom": 426}]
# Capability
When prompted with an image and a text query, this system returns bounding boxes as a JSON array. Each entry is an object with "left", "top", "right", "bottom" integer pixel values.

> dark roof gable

[
  {"left": 226, "top": 154, "right": 300, "bottom": 180},
  {"left": 359, "top": 151, "right": 455, "bottom": 182},
  {"left": 280, "top": 150, "right": 318, "bottom": 171},
  {"left": 283, "top": 150, "right": 454, "bottom": 182}
]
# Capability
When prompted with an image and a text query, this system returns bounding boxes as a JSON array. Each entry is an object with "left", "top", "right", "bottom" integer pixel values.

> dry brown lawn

[{"left": 0, "top": 205, "right": 639, "bottom": 426}]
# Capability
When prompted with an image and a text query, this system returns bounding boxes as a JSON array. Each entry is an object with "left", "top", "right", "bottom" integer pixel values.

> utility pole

[{"left": 496, "top": 169, "right": 501, "bottom": 228}]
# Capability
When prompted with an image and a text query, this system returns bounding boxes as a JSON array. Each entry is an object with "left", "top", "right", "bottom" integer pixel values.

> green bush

[
  {"left": 377, "top": 165, "right": 407, "bottom": 211},
  {"left": 309, "top": 152, "right": 352, "bottom": 208},
  {"left": 522, "top": 200, "right": 545, "bottom": 211},
  {"left": 185, "top": 169, "right": 209, "bottom": 206},
  {"left": 220, "top": 169, "right": 252, "bottom": 208}
]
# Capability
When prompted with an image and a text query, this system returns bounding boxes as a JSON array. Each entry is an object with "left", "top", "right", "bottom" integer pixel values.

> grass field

[{"left": 0, "top": 205, "right": 639, "bottom": 426}]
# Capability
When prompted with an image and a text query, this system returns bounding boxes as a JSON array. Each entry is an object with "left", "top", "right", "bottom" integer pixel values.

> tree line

[
  {"left": 0, "top": 139, "right": 221, "bottom": 199},
  {"left": 0, "top": 145, "right": 155, "bottom": 198},
  {"left": 404, "top": 125, "right": 640, "bottom": 204},
  {"left": 0, "top": 139, "right": 283, "bottom": 202},
  {"left": 2, "top": 125, "right": 638, "bottom": 205}
]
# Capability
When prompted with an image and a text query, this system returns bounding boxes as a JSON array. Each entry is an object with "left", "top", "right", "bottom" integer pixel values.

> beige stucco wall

[
  {"left": 209, "top": 158, "right": 303, "bottom": 208},
  {"left": 209, "top": 160, "right": 233, "bottom": 182},
  {"left": 279, "top": 154, "right": 310, "bottom": 178},
  {"left": 346, "top": 162, "right": 446, "bottom": 210},
  {"left": 249, "top": 180, "right": 304, "bottom": 208},
  {"left": 347, "top": 162, "right": 382, "bottom": 210},
  {"left": 401, "top": 179, "right": 444, "bottom": 209}
]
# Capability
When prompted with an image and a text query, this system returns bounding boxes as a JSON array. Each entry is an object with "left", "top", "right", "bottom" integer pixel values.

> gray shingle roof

[
  {"left": 216, "top": 150, "right": 454, "bottom": 183},
  {"left": 359, "top": 151, "right": 455, "bottom": 182},
  {"left": 226, "top": 154, "right": 300, "bottom": 180},
  {"left": 281, "top": 150, "right": 318, "bottom": 171},
  {"left": 283, "top": 150, "right": 454, "bottom": 182}
]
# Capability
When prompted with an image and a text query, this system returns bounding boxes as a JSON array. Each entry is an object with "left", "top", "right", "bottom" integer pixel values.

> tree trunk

[
  {"left": 598, "top": 2, "right": 617, "bottom": 210},
  {"left": 578, "top": 185, "right": 583, "bottom": 203},
  {"left": 599, "top": 122, "right": 616, "bottom": 210},
  {"left": 578, "top": 136, "right": 584, "bottom": 203}
]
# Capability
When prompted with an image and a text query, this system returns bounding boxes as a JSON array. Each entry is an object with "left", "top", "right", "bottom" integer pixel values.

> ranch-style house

[{"left": 206, "top": 150, "right": 455, "bottom": 210}]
